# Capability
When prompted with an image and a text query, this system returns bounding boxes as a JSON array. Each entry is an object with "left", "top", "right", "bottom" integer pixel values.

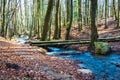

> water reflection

[{"left": 47, "top": 47, "right": 120, "bottom": 80}]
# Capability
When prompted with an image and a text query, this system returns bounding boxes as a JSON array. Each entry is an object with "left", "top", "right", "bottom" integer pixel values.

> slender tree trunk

[
  {"left": 37, "top": 0, "right": 41, "bottom": 38},
  {"left": 48, "top": 18, "right": 52, "bottom": 40},
  {"left": 1, "top": 0, "right": 6, "bottom": 37},
  {"left": 78, "top": 0, "right": 82, "bottom": 31},
  {"left": 116, "top": 0, "right": 120, "bottom": 28},
  {"left": 90, "top": 0, "right": 98, "bottom": 49},
  {"left": 66, "top": 0, "right": 70, "bottom": 26},
  {"left": 105, "top": 0, "right": 108, "bottom": 28},
  {"left": 29, "top": 0, "right": 35, "bottom": 38},
  {"left": 113, "top": 0, "right": 117, "bottom": 21},
  {"left": 41, "top": 0, "right": 54, "bottom": 41},
  {"left": 65, "top": 0, "right": 73, "bottom": 40},
  {"left": 53, "top": 0, "right": 60, "bottom": 39},
  {"left": 13, "top": 0, "right": 17, "bottom": 36},
  {"left": 58, "top": 3, "right": 61, "bottom": 38}
]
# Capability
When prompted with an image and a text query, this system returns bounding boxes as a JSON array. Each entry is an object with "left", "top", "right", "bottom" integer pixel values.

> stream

[
  {"left": 17, "top": 35, "right": 29, "bottom": 44},
  {"left": 46, "top": 47, "right": 120, "bottom": 80},
  {"left": 16, "top": 36, "right": 120, "bottom": 80}
]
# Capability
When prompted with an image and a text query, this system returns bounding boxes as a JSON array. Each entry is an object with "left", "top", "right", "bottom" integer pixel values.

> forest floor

[
  {"left": 0, "top": 37, "right": 94, "bottom": 80},
  {"left": 69, "top": 17, "right": 120, "bottom": 52},
  {"left": 0, "top": 18, "right": 120, "bottom": 80}
]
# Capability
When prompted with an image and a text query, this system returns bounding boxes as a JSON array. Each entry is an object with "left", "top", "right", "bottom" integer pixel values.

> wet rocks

[
  {"left": 77, "top": 64, "right": 86, "bottom": 69},
  {"left": 77, "top": 69, "right": 92, "bottom": 74}
]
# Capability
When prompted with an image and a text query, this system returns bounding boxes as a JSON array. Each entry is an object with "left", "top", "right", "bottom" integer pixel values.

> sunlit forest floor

[
  {"left": 70, "top": 18, "right": 119, "bottom": 39},
  {"left": 0, "top": 37, "right": 94, "bottom": 79},
  {"left": 0, "top": 18, "right": 120, "bottom": 79},
  {"left": 69, "top": 18, "right": 120, "bottom": 52}
]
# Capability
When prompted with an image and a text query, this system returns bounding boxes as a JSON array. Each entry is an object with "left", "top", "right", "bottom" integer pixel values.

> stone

[
  {"left": 77, "top": 69, "right": 92, "bottom": 74},
  {"left": 77, "top": 64, "right": 86, "bottom": 69},
  {"left": 37, "top": 48, "right": 47, "bottom": 54}
]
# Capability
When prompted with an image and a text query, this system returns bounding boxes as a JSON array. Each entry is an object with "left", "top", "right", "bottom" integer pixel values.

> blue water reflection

[{"left": 47, "top": 47, "right": 120, "bottom": 80}]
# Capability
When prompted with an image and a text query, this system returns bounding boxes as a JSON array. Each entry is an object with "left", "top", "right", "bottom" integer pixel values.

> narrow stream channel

[{"left": 46, "top": 47, "right": 120, "bottom": 80}]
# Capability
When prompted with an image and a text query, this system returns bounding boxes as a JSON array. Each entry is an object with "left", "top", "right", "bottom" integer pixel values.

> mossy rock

[{"left": 94, "top": 42, "right": 111, "bottom": 55}]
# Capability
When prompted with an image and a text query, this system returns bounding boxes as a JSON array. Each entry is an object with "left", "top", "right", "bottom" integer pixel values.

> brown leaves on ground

[
  {"left": 0, "top": 37, "right": 94, "bottom": 80},
  {"left": 68, "top": 18, "right": 120, "bottom": 52}
]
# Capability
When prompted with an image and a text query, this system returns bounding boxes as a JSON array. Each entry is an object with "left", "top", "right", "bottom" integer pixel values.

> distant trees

[{"left": 0, "top": 0, "right": 120, "bottom": 41}]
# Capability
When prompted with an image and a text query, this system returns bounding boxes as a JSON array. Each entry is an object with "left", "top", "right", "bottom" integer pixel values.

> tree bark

[
  {"left": 90, "top": 0, "right": 98, "bottom": 48},
  {"left": 37, "top": 0, "right": 41, "bottom": 38},
  {"left": 116, "top": 0, "right": 120, "bottom": 28},
  {"left": 58, "top": 3, "right": 61, "bottom": 38},
  {"left": 65, "top": 0, "right": 73, "bottom": 40},
  {"left": 53, "top": 0, "right": 60, "bottom": 39},
  {"left": 113, "top": 0, "right": 117, "bottom": 21},
  {"left": 41, "top": 0, "right": 54, "bottom": 41},
  {"left": 1, "top": 0, "right": 6, "bottom": 37},
  {"left": 105, "top": 0, "right": 108, "bottom": 29},
  {"left": 78, "top": 0, "right": 82, "bottom": 31}
]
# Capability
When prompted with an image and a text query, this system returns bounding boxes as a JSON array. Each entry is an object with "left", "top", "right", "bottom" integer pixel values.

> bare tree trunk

[
  {"left": 41, "top": 0, "right": 54, "bottom": 41},
  {"left": 65, "top": 0, "right": 73, "bottom": 40},
  {"left": 37, "top": 0, "right": 41, "bottom": 38},
  {"left": 90, "top": 0, "right": 98, "bottom": 48},
  {"left": 105, "top": 0, "right": 108, "bottom": 29},
  {"left": 58, "top": 4, "right": 61, "bottom": 39},
  {"left": 1, "top": 0, "right": 6, "bottom": 37},
  {"left": 78, "top": 0, "right": 82, "bottom": 31},
  {"left": 116, "top": 0, "right": 120, "bottom": 28},
  {"left": 53, "top": 0, "right": 60, "bottom": 39},
  {"left": 113, "top": 0, "right": 117, "bottom": 21}
]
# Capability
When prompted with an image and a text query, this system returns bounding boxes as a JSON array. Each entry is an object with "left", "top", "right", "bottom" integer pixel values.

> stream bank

[
  {"left": 11, "top": 35, "right": 120, "bottom": 80},
  {"left": 0, "top": 36, "right": 95, "bottom": 80},
  {"left": 46, "top": 47, "right": 120, "bottom": 80}
]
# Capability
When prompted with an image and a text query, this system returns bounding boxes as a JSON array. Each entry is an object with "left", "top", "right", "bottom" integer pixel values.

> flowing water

[
  {"left": 17, "top": 35, "right": 29, "bottom": 44},
  {"left": 47, "top": 47, "right": 120, "bottom": 80}
]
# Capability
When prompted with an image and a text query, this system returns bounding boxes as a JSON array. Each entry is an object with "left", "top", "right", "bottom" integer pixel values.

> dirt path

[{"left": 0, "top": 37, "right": 94, "bottom": 80}]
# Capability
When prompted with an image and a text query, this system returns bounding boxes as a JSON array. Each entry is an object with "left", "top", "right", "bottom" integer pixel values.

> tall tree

[
  {"left": 78, "top": 0, "right": 82, "bottom": 31},
  {"left": 53, "top": 0, "right": 60, "bottom": 39},
  {"left": 36, "top": 0, "right": 41, "bottom": 38},
  {"left": 1, "top": 0, "right": 6, "bottom": 37},
  {"left": 105, "top": 0, "right": 108, "bottom": 28},
  {"left": 41, "top": 0, "right": 54, "bottom": 41},
  {"left": 116, "top": 0, "right": 120, "bottom": 28},
  {"left": 58, "top": 2, "right": 61, "bottom": 38},
  {"left": 65, "top": 0, "right": 73, "bottom": 40},
  {"left": 90, "top": 0, "right": 98, "bottom": 48},
  {"left": 113, "top": 0, "right": 117, "bottom": 21}
]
